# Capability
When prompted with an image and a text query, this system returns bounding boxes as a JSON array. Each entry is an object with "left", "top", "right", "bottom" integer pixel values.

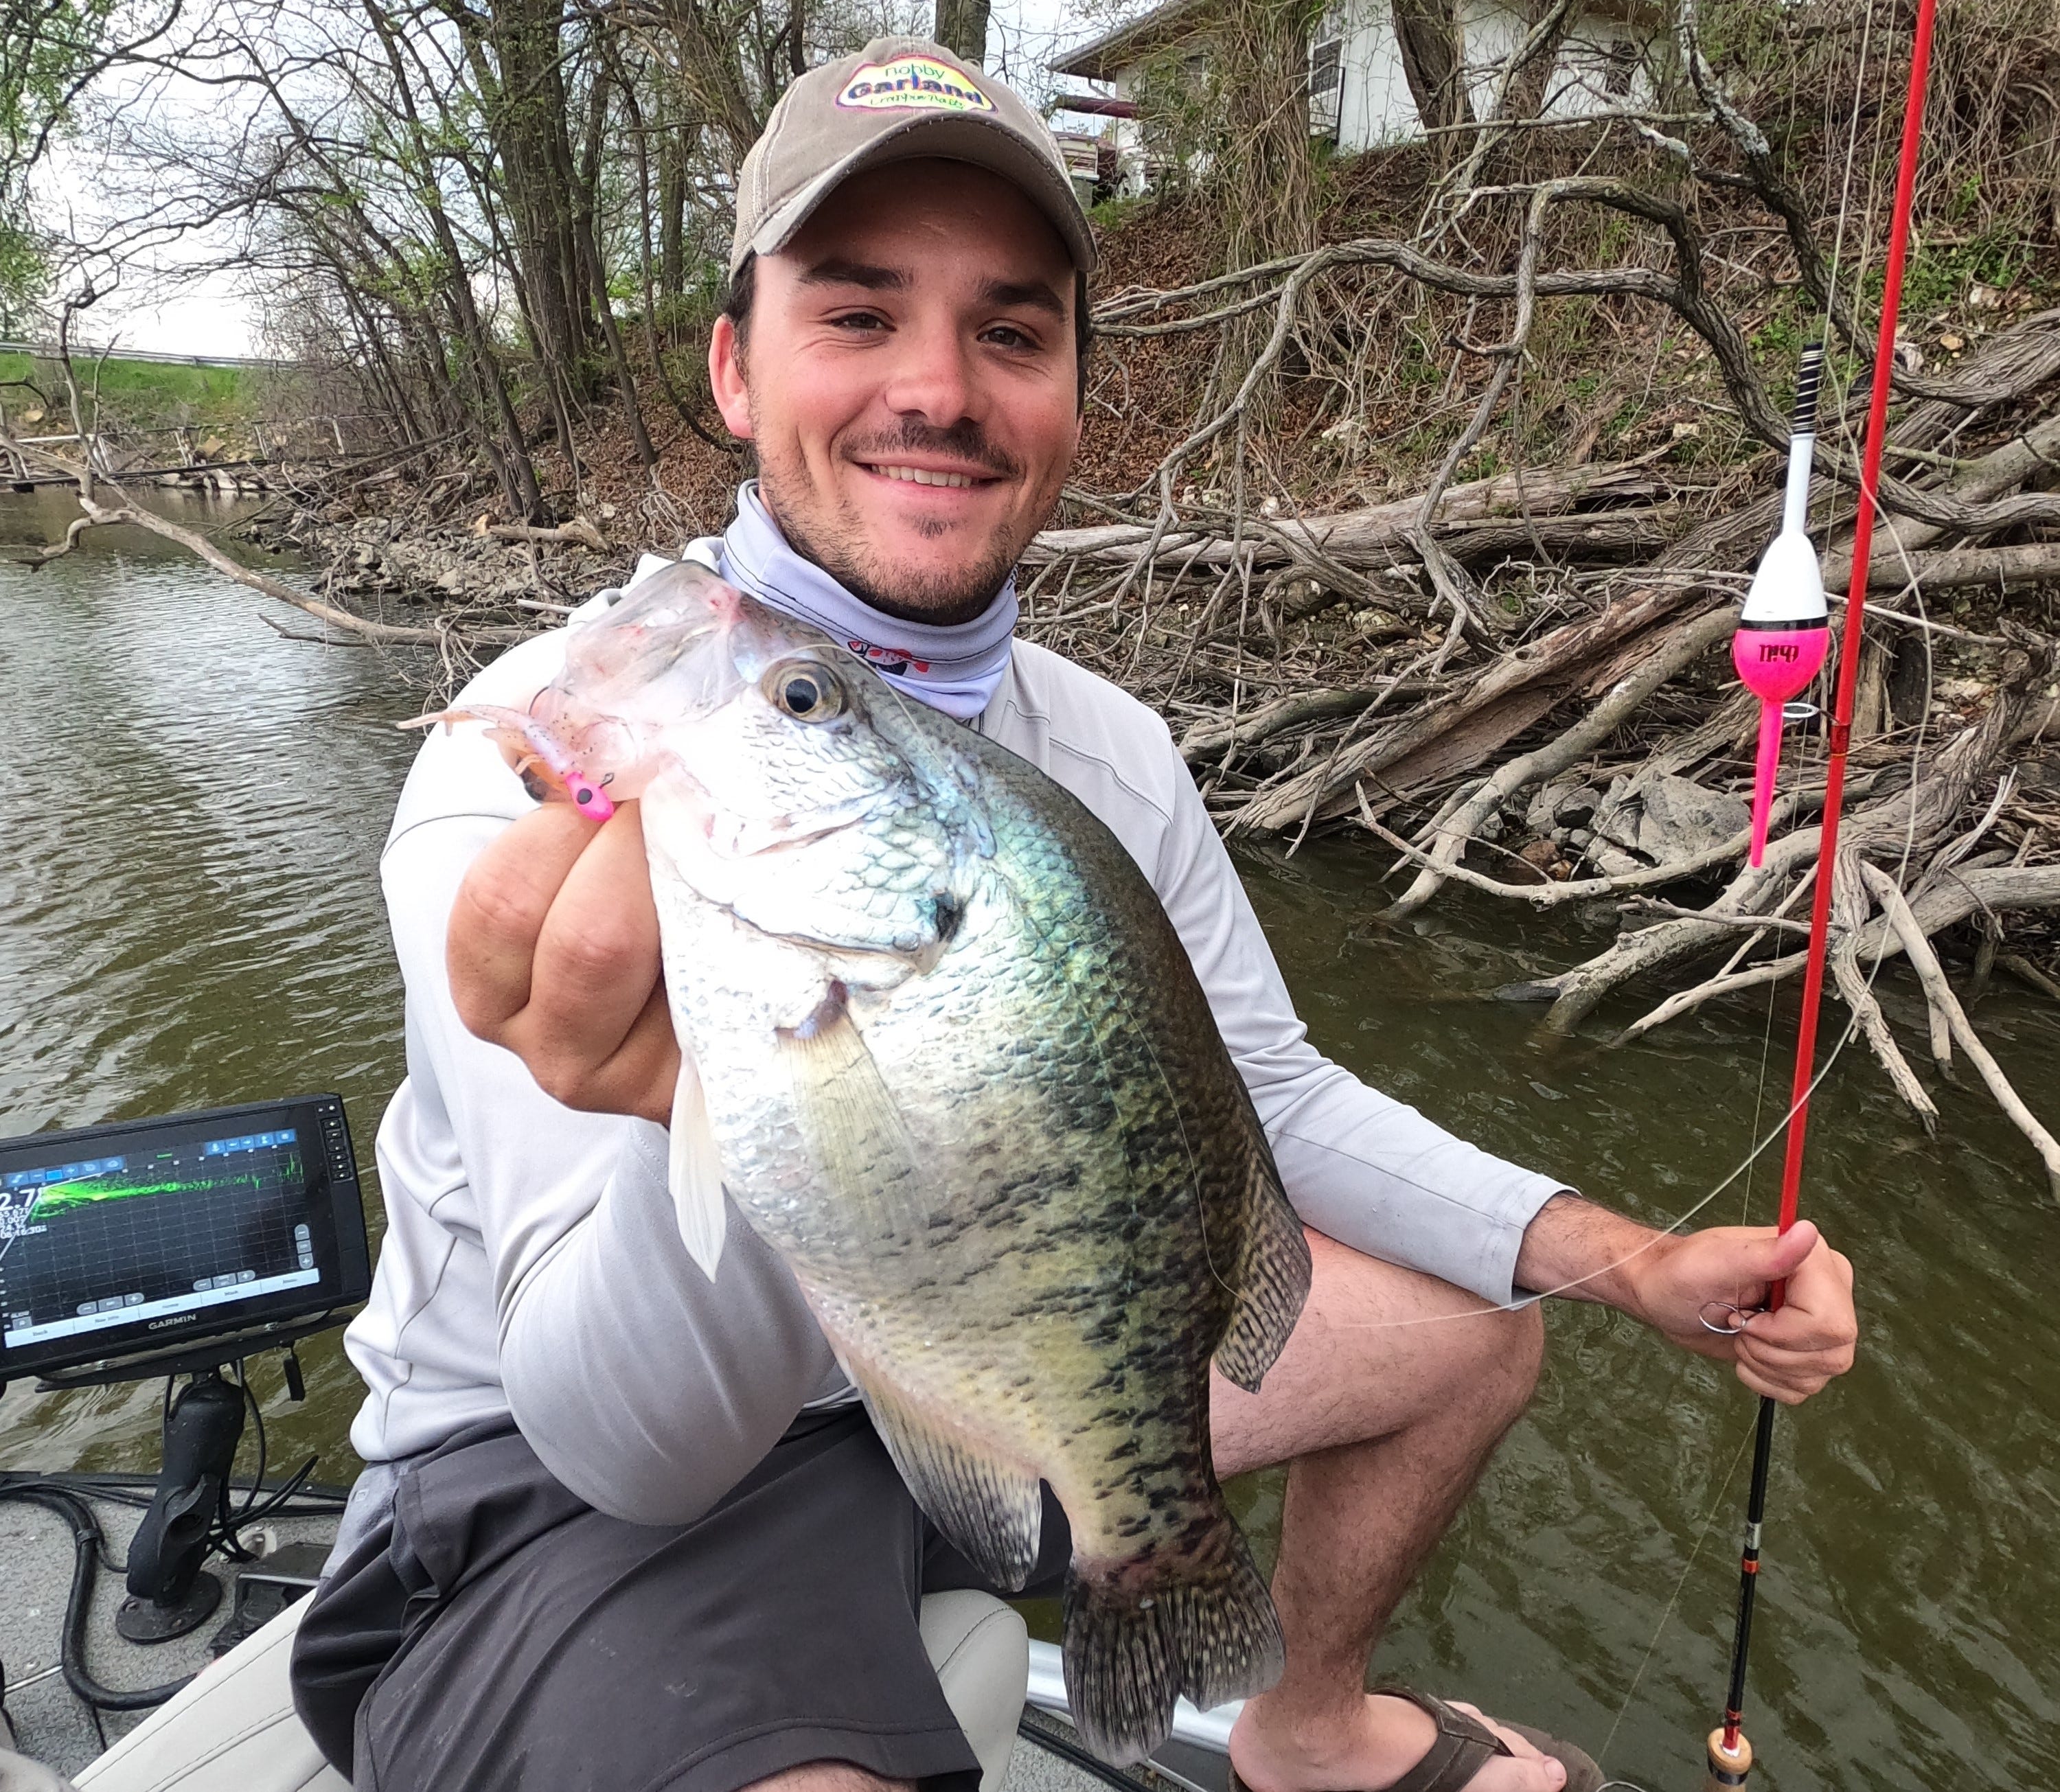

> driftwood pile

[{"left": 1017, "top": 292, "right": 2060, "bottom": 1191}]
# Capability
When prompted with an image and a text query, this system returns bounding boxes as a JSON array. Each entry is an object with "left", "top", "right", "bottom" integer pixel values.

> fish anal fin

[
  {"left": 1211, "top": 1154, "right": 1312, "bottom": 1394},
  {"left": 862, "top": 1379, "right": 1044, "bottom": 1594},
  {"left": 1062, "top": 1522, "right": 1283, "bottom": 1765},
  {"left": 775, "top": 982, "right": 928, "bottom": 1234},
  {"left": 669, "top": 1048, "right": 729, "bottom": 1279}
]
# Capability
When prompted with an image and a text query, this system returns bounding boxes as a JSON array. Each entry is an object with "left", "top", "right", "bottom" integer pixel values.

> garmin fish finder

[
  {"left": 0, "top": 1095, "right": 369, "bottom": 1385},
  {"left": 0, "top": 1096, "right": 369, "bottom": 1641}
]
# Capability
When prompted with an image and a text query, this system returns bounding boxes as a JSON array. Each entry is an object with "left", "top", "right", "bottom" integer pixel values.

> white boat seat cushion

[{"left": 73, "top": 1588, "right": 1027, "bottom": 1792}]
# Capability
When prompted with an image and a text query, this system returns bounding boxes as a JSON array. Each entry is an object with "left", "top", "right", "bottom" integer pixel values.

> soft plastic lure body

[{"left": 401, "top": 702, "right": 617, "bottom": 822}]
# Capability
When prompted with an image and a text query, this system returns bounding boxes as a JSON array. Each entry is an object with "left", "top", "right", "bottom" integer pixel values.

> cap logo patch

[{"left": 838, "top": 56, "right": 995, "bottom": 113}]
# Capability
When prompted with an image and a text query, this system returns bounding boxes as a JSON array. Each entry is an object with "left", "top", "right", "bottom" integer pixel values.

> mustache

[{"left": 845, "top": 420, "right": 1022, "bottom": 481}]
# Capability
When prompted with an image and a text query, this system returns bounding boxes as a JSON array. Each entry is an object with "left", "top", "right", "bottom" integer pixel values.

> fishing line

[{"left": 1596, "top": 1414, "right": 1756, "bottom": 1767}]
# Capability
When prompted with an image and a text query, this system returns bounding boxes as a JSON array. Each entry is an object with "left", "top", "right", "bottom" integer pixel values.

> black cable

[
  {"left": 0, "top": 1485, "right": 194, "bottom": 1712},
  {"left": 239, "top": 1363, "right": 267, "bottom": 1523},
  {"left": 212, "top": 1365, "right": 267, "bottom": 1562},
  {"left": 0, "top": 1469, "right": 350, "bottom": 1511},
  {"left": 230, "top": 1455, "right": 321, "bottom": 1534}
]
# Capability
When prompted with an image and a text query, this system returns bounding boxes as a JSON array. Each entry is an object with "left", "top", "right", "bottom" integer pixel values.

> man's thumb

[{"left": 1738, "top": 1219, "right": 1820, "bottom": 1289}]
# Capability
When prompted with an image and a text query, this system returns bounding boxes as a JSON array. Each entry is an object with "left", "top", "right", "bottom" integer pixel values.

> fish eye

[{"left": 764, "top": 659, "right": 847, "bottom": 723}]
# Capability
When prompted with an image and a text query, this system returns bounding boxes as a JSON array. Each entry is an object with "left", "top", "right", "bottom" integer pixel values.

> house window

[
  {"left": 1603, "top": 40, "right": 1638, "bottom": 98},
  {"left": 1309, "top": 37, "right": 1342, "bottom": 137}
]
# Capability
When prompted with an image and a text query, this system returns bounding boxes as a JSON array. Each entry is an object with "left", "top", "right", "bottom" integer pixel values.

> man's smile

[{"left": 858, "top": 462, "right": 994, "bottom": 489}]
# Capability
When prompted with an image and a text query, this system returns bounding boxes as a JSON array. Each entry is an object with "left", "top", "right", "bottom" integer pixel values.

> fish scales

[{"left": 468, "top": 562, "right": 1312, "bottom": 1765}]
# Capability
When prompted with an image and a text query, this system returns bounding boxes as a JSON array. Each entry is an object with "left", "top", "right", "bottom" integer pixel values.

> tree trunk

[
  {"left": 1392, "top": 0, "right": 1472, "bottom": 132},
  {"left": 934, "top": 0, "right": 990, "bottom": 65},
  {"left": 1223, "top": 0, "right": 1321, "bottom": 267},
  {"left": 653, "top": 121, "right": 687, "bottom": 301},
  {"left": 1501, "top": 0, "right": 1573, "bottom": 122}
]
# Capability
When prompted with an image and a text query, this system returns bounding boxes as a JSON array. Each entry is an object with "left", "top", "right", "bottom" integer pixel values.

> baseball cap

[{"left": 731, "top": 36, "right": 1097, "bottom": 277}]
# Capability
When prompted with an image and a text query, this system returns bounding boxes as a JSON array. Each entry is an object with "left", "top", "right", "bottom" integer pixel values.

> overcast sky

[{"left": 42, "top": 0, "right": 1101, "bottom": 360}]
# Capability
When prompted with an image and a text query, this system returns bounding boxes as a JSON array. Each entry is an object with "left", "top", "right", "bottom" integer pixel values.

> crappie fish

[{"left": 459, "top": 562, "right": 1312, "bottom": 1764}]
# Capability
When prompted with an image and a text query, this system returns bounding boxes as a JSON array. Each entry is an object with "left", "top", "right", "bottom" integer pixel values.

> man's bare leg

[
  {"left": 744, "top": 1766, "right": 913, "bottom": 1792},
  {"left": 1213, "top": 1232, "right": 1561, "bottom": 1792}
]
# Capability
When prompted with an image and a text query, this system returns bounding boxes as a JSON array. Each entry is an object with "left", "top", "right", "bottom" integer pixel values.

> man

[{"left": 289, "top": 38, "right": 1857, "bottom": 1792}]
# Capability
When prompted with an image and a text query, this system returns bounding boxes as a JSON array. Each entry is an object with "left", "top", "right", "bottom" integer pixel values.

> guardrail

[{"left": 0, "top": 341, "right": 305, "bottom": 371}]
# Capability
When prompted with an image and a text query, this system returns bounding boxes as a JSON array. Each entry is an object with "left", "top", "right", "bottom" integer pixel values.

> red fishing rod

[{"left": 1706, "top": 1, "right": 1941, "bottom": 1785}]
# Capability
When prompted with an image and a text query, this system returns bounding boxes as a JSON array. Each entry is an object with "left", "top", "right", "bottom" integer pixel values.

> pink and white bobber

[{"left": 1732, "top": 344, "right": 1830, "bottom": 867}]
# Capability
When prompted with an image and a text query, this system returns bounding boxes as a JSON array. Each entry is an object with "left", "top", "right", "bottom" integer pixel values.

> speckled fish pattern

[{"left": 528, "top": 565, "right": 1312, "bottom": 1765}]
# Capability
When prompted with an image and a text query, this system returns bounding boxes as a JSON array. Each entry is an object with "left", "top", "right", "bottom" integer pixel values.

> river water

[{"left": 1, "top": 492, "right": 2055, "bottom": 1791}]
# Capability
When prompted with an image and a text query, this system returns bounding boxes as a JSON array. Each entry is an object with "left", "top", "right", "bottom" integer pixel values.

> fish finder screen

[{"left": 0, "top": 1098, "right": 365, "bottom": 1373}]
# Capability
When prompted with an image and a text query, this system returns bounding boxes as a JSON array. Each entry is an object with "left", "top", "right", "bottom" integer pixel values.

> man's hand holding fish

[{"left": 292, "top": 39, "right": 1858, "bottom": 1792}]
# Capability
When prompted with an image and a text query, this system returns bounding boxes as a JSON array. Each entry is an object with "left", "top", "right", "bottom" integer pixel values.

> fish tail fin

[{"left": 1062, "top": 1524, "right": 1283, "bottom": 1766}]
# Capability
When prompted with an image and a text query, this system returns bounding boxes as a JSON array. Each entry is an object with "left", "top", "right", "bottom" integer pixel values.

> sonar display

[{"left": 0, "top": 1126, "right": 322, "bottom": 1353}]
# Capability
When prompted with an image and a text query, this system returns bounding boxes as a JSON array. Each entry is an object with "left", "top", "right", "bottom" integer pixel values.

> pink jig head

[
  {"left": 400, "top": 701, "right": 617, "bottom": 823},
  {"left": 1735, "top": 345, "right": 1830, "bottom": 868}
]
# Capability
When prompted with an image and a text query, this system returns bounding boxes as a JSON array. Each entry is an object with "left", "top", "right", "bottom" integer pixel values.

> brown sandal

[{"left": 1228, "top": 1687, "right": 1603, "bottom": 1792}]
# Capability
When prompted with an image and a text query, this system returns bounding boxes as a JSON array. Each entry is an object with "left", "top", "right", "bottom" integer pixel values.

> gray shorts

[{"left": 288, "top": 1408, "right": 1069, "bottom": 1792}]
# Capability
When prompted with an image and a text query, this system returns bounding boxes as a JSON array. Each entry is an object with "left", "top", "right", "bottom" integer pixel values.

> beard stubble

[{"left": 750, "top": 410, "right": 1054, "bottom": 626}]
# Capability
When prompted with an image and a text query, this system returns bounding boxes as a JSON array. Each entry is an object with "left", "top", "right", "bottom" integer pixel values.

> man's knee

[
  {"left": 1410, "top": 1293, "right": 1542, "bottom": 1438},
  {"left": 742, "top": 1767, "right": 915, "bottom": 1792},
  {"left": 1471, "top": 1298, "right": 1544, "bottom": 1424}
]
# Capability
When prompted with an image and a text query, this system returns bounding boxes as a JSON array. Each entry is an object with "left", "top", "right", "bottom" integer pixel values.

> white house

[{"left": 1048, "top": 0, "right": 1659, "bottom": 188}]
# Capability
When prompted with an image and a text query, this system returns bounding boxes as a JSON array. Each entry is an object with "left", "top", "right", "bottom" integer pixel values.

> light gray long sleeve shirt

[{"left": 343, "top": 565, "right": 1567, "bottom": 1525}]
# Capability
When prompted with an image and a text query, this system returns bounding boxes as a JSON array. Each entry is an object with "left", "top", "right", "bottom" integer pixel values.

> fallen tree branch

[
  {"left": 1862, "top": 860, "right": 2060, "bottom": 1197},
  {"left": 2000, "top": 953, "right": 2060, "bottom": 1003},
  {"left": 1829, "top": 850, "right": 1939, "bottom": 1128},
  {"left": 85, "top": 492, "right": 525, "bottom": 647},
  {"left": 1354, "top": 798, "right": 1809, "bottom": 908},
  {"left": 1520, "top": 657, "right": 2049, "bottom": 1032},
  {"left": 481, "top": 515, "right": 608, "bottom": 551},
  {"left": 1831, "top": 540, "right": 2060, "bottom": 597},
  {"left": 3, "top": 423, "right": 529, "bottom": 650},
  {"left": 1382, "top": 604, "right": 1739, "bottom": 917},
  {"left": 1030, "top": 461, "right": 1673, "bottom": 567}
]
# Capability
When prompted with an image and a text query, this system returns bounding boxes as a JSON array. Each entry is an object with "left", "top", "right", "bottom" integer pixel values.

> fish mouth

[{"left": 649, "top": 767, "right": 956, "bottom": 977}]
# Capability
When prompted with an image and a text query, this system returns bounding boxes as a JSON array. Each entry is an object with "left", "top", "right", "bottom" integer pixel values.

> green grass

[{"left": 0, "top": 352, "right": 266, "bottom": 435}]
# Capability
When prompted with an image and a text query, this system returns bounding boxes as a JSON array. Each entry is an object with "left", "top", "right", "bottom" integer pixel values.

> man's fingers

[
  {"left": 449, "top": 805, "right": 600, "bottom": 1038},
  {"left": 1739, "top": 1241, "right": 1857, "bottom": 1357},
  {"left": 602, "top": 977, "right": 685, "bottom": 1127},
  {"left": 1739, "top": 1307, "right": 1853, "bottom": 1353},
  {"left": 525, "top": 801, "right": 665, "bottom": 1073},
  {"left": 1735, "top": 1357, "right": 1813, "bottom": 1404}
]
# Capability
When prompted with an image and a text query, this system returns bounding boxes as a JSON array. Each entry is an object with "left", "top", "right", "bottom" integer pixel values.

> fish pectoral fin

[
  {"left": 668, "top": 1048, "right": 730, "bottom": 1280},
  {"left": 774, "top": 981, "right": 930, "bottom": 1234},
  {"left": 860, "top": 1379, "right": 1044, "bottom": 1594},
  {"left": 1211, "top": 1155, "right": 1312, "bottom": 1394}
]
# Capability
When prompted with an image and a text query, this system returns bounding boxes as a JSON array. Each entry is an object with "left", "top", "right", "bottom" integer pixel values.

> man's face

[{"left": 709, "top": 159, "right": 1082, "bottom": 625}]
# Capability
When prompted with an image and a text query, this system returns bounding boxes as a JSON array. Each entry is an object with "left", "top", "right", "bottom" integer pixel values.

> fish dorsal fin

[
  {"left": 774, "top": 982, "right": 930, "bottom": 1239},
  {"left": 669, "top": 1047, "right": 730, "bottom": 1279},
  {"left": 862, "top": 1377, "right": 1044, "bottom": 1593},
  {"left": 1211, "top": 1152, "right": 1312, "bottom": 1394}
]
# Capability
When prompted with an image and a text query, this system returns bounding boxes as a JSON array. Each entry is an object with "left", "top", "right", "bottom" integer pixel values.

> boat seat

[{"left": 69, "top": 1588, "right": 1029, "bottom": 1792}]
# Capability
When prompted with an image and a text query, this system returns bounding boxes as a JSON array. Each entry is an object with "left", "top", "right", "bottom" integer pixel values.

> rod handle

[
  {"left": 1792, "top": 343, "right": 1824, "bottom": 437},
  {"left": 1704, "top": 1728, "right": 1754, "bottom": 1792}
]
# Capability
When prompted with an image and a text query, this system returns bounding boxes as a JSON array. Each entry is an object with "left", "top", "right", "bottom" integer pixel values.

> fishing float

[
  {"left": 1706, "top": 0, "right": 1941, "bottom": 1784},
  {"left": 1732, "top": 345, "right": 1829, "bottom": 869}
]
